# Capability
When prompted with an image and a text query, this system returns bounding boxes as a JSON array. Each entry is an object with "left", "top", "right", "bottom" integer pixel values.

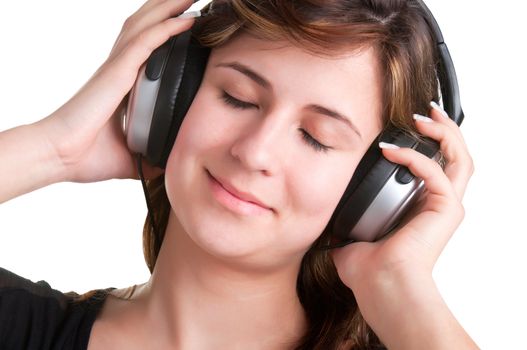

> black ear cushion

[
  {"left": 330, "top": 127, "right": 419, "bottom": 241},
  {"left": 146, "top": 31, "right": 211, "bottom": 167}
]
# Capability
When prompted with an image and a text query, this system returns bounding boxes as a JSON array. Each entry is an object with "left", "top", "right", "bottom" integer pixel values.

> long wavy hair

[{"left": 142, "top": 1, "right": 439, "bottom": 349}]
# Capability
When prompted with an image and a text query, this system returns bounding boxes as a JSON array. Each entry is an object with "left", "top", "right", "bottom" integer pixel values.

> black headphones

[{"left": 124, "top": 0, "right": 463, "bottom": 244}]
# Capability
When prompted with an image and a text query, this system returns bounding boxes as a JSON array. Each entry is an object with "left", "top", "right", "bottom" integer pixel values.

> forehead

[{"left": 209, "top": 33, "right": 380, "bottom": 78}]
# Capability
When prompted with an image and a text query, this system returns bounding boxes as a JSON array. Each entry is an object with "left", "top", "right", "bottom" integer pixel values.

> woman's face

[{"left": 165, "top": 34, "right": 383, "bottom": 269}]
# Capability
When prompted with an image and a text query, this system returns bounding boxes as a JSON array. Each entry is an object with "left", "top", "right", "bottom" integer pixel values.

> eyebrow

[{"left": 215, "top": 61, "right": 363, "bottom": 139}]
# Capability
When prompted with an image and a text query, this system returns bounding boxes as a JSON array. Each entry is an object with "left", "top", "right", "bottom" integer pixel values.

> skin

[
  {"left": 165, "top": 34, "right": 384, "bottom": 269},
  {"left": 92, "top": 31, "right": 385, "bottom": 350},
  {"left": 0, "top": 0, "right": 478, "bottom": 349}
]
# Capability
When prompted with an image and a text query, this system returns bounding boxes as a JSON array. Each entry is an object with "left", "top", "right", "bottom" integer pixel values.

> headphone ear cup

[
  {"left": 330, "top": 127, "right": 437, "bottom": 242},
  {"left": 146, "top": 31, "right": 210, "bottom": 168},
  {"left": 125, "top": 29, "right": 210, "bottom": 168}
]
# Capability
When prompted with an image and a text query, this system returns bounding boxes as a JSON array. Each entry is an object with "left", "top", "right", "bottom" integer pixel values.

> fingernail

[
  {"left": 177, "top": 10, "right": 201, "bottom": 19},
  {"left": 413, "top": 113, "right": 434, "bottom": 123},
  {"left": 379, "top": 142, "right": 400, "bottom": 150},
  {"left": 430, "top": 101, "right": 449, "bottom": 118}
]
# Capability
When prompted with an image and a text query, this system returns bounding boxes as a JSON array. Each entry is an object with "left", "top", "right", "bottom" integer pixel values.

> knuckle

[
  {"left": 460, "top": 154, "right": 475, "bottom": 178},
  {"left": 123, "top": 15, "right": 137, "bottom": 30},
  {"left": 160, "top": 20, "right": 175, "bottom": 36},
  {"left": 445, "top": 199, "right": 465, "bottom": 222},
  {"left": 131, "top": 31, "right": 150, "bottom": 50},
  {"left": 446, "top": 199, "right": 465, "bottom": 220},
  {"left": 126, "top": 31, "right": 156, "bottom": 61},
  {"left": 456, "top": 202, "right": 466, "bottom": 221},
  {"left": 467, "top": 155, "right": 475, "bottom": 176}
]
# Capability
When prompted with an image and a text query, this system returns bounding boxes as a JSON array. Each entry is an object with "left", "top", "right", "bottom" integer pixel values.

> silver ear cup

[
  {"left": 350, "top": 175, "right": 425, "bottom": 242},
  {"left": 330, "top": 123, "right": 443, "bottom": 244},
  {"left": 124, "top": 64, "right": 163, "bottom": 156},
  {"left": 353, "top": 150, "right": 443, "bottom": 242}
]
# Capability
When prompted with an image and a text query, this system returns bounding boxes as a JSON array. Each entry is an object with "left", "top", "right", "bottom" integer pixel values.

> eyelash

[
  {"left": 221, "top": 91, "right": 257, "bottom": 109},
  {"left": 299, "top": 130, "right": 330, "bottom": 153},
  {"left": 220, "top": 91, "right": 330, "bottom": 153}
]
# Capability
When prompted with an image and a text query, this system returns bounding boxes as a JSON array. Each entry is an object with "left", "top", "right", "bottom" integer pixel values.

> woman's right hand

[{"left": 37, "top": 0, "right": 197, "bottom": 183}]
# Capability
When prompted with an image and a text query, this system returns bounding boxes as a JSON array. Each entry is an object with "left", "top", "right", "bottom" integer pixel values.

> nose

[{"left": 229, "top": 115, "right": 285, "bottom": 176}]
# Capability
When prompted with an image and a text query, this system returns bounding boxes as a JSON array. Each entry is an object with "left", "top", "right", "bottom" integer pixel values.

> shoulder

[
  {"left": 0, "top": 267, "right": 112, "bottom": 350},
  {"left": 0, "top": 267, "right": 71, "bottom": 330}
]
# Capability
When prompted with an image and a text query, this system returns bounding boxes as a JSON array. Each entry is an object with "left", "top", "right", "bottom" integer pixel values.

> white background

[{"left": 0, "top": 0, "right": 525, "bottom": 348}]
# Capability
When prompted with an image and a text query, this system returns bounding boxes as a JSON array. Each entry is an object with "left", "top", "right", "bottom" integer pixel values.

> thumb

[{"left": 330, "top": 241, "right": 374, "bottom": 287}]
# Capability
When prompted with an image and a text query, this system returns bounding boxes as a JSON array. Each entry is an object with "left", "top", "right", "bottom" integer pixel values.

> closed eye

[
  {"left": 220, "top": 91, "right": 258, "bottom": 109},
  {"left": 221, "top": 91, "right": 330, "bottom": 153},
  {"left": 299, "top": 129, "right": 331, "bottom": 153}
]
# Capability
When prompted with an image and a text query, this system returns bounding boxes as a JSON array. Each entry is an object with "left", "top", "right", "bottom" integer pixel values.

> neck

[{"left": 138, "top": 211, "right": 307, "bottom": 349}]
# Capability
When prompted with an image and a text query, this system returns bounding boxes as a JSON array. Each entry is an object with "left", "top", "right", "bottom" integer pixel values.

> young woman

[{"left": 0, "top": 0, "right": 477, "bottom": 349}]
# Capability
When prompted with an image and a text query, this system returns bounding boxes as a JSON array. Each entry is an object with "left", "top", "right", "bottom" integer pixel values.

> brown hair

[{"left": 143, "top": 1, "right": 439, "bottom": 348}]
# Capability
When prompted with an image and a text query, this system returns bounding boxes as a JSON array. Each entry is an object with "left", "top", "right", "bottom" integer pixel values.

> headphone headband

[{"left": 416, "top": 0, "right": 464, "bottom": 125}]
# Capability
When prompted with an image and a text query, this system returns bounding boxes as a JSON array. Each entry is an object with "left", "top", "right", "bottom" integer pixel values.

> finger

[
  {"left": 111, "top": 0, "right": 194, "bottom": 57},
  {"left": 135, "top": 0, "right": 172, "bottom": 13},
  {"left": 392, "top": 201, "right": 465, "bottom": 263},
  {"left": 115, "top": 16, "right": 196, "bottom": 78},
  {"left": 379, "top": 145, "right": 457, "bottom": 200},
  {"left": 129, "top": 0, "right": 194, "bottom": 26},
  {"left": 63, "top": 17, "right": 195, "bottom": 132},
  {"left": 429, "top": 101, "right": 465, "bottom": 142},
  {"left": 369, "top": 191, "right": 464, "bottom": 267},
  {"left": 134, "top": 0, "right": 195, "bottom": 28},
  {"left": 413, "top": 114, "right": 474, "bottom": 199},
  {"left": 330, "top": 241, "right": 378, "bottom": 287},
  {"left": 380, "top": 140, "right": 466, "bottom": 258}
]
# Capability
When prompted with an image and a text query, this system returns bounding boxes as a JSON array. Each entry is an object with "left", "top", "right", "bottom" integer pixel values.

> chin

[
  {"left": 185, "top": 211, "right": 277, "bottom": 259},
  {"left": 169, "top": 211, "right": 297, "bottom": 274}
]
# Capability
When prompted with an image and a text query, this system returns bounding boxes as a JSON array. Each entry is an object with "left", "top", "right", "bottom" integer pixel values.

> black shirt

[{"left": 0, "top": 267, "right": 113, "bottom": 350}]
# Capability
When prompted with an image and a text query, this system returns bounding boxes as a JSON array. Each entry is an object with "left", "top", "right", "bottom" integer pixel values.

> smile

[{"left": 206, "top": 170, "right": 272, "bottom": 216}]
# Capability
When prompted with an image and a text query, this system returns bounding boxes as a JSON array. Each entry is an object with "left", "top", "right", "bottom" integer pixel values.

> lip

[{"left": 206, "top": 170, "right": 272, "bottom": 215}]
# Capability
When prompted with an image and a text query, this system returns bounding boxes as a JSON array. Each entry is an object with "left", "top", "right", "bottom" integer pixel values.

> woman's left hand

[{"left": 331, "top": 102, "right": 477, "bottom": 348}]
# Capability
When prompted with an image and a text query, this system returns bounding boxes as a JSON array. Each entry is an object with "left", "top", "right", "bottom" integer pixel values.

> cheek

[
  {"left": 281, "top": 156, "right": 357, "bottom": 245},
  {"left": 303, "top": 165, "right": 353, "bottom": 215},
  {"left": 166, "top": 85, "right": 234, "bottom": 171},
  {"left": 173, "top": 102, "right": 220, "bottom": 154},
  {"left": 164, "top": 89, "right": 218, "bottom": 206}
]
